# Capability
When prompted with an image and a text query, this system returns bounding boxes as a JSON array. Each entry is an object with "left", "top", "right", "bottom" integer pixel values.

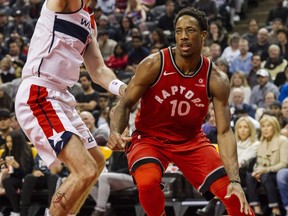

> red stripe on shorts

[{"left": 27, "top": 85, "right": 65, "bottom": 138}]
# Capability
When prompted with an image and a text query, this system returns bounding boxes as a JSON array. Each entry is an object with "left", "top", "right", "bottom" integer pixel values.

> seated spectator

[
  {"left": 125, "top": 35, "right": 150, "bottom": 74},
  {"left": 124, "top": 0, "right": 147, "bottom": 26},
  {"left": 242, "top": 18, "right": 259, "bottom": 47},
  {"left": 202, "top": 106, "right": 217, "bottom": 144},
  {"left": 215, "top": 57, "right": 231, "bottom": 79},
  {"left": 97, "top": 29, "right": 117, "bottom": 62},
  {"left": 20, "top": 153, "right": 69, "bottom": 216},
  {"left": 268, "top": 18, "right": 284, "bottom": 44},
  {"left": 229, "top": 72, "right": 251, "bottom": 104},
  {"left": 230, "top": 87, "right": 255, "bottom": 121},
  {"left": 0, "top": 108, "right": 12, "bottom": 149},
  {"left": 250, "top": 69, "right": 279, "bottom": 109},
  {"left": 278, "top": 66, "right": 288, "bottom": 102},
  {"left": 261, "top": 44, "right": 288, "bottom": 81},
  {"left": 209, "top": 43, "right": 222, "bottom": 63},
  {"left": 205, "top": 21, "right": 228, "bottom": 52},
  {"left": 0, "top": 55, "right": 16, "bottom": 84},
  {"left": 234, "top": 116, "right": 259, "bottom": 186},
  {"left": 118, "top": 16, "right": 135, "bottom": 45},
  {"left": 105, "top": 42, "right": 128, "bottom": 73},
  {"left": 192, "top": 0, "right": 218, "bottom": 22},
  {"left": 0, "top": 86, "right": 13, "bottom": 111},
  {"left": 157, "top": 0, "right": 176, "bottom": 36},
  {"left": 277, "top": 29, "right": 288, "bottom": 60},
  {"left": 229, "top": 39, "right": 253, "bottom": 76},
  {"left": 246, "top": 115, "right": 288, "bottom": 216},
  {"left": 2, "top": 130, "right": 34, "bottom": 216},
  {"left": 75, "top": 71, "right": 99, "bottom": 112},
  {"left": 247, "top": 53, "right": 262, "bottom": 89},
  {"left": 249, "top": 28, "right": 270, "bottom": 61},
  {"left": 266, "top": 0, "right": 288, "bottom": 26},
  {"left": 276, "top": 168, "right": 288, "bottom": 216},
  {"left": 220, "top": 32, "right": 240, "bottom": 66},
  {"left": 145, "top": 27, "right": 168, "bottom": 50},
  {"left": 97, "top": 14, "right": 118, "bottom": 42}
]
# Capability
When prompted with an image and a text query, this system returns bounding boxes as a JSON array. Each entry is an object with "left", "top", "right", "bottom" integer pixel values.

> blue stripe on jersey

[{"left": 54, "top": 18, "right": 89, "bottom": 44}]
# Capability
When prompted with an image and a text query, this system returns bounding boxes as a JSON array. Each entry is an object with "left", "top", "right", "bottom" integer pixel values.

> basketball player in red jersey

[
  {"left": 15, "top": 0, "right": 126, "bottom": 216},
  {"left": 108, "top": 7, "right": 254, "bottom": 216}
]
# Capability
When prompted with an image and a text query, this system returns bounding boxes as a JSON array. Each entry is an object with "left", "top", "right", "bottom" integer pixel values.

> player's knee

[{"left": 79, "top": 159, "right": 99, "bottom": 184}]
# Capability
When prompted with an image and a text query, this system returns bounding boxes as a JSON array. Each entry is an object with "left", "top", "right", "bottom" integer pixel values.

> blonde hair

[
  {"left": 259, "top": 115, "right": 281, "bottom": 141},
  {"left": 230, "top": 71, "right": 248, "bottom": 87},
  {"left": 235, "top": 116, "right": 257, "bottom": 143}
]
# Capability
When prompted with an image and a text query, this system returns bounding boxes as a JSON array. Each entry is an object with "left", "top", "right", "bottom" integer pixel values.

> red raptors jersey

[{"left": 135, "top": 47, "right": 212, "bottom": 144}]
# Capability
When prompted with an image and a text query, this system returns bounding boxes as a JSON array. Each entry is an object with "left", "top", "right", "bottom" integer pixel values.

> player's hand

[
  {"left": 225, "top": 182, "right": 253, "bottom": 215},
  {"left": 107, "top": 131, "right": 132, "bottom": 151}
]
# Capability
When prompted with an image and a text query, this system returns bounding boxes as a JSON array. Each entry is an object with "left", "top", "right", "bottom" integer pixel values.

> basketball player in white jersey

[{"left": 14, "top": 0, "right": 127, "bottom": 215}]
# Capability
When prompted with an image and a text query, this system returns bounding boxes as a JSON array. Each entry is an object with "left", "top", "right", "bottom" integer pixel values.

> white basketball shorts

[{"left": 15, "top": 77, "right": 97, "bottom": 167}]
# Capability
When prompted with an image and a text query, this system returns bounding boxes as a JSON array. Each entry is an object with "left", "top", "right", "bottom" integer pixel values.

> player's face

[{"left": 175, "top": 15, "right": 206, "bottom": 57}]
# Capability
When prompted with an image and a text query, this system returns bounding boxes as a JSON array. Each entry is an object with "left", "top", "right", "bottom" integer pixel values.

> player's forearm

[
  {"left": 217, "top": 129, "right": 241, "bottom": 182},
  {"left": 111, "top": 99, "right": 131, "bottom": 135}
]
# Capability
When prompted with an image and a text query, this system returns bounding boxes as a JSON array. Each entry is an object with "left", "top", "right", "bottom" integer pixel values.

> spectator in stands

[
  {"left": 246, "top": 115, "right": 288, "bottom": 216},
  {"left": 75, "top": 71, "right": 99, "bottom": 112},
  {"left": 0, "top": 10, "right": 10, "bottom": 38},
  {"left": 125, "top": 35, "right": 150, "bottom": 74},
  {"left": 20, "top": 153, "right": 69, "bottom": 216},
  {"left": 279, "top": 98, "right": 288, "bottom": 130},
  {"left": 11, "top": 0, "right": 30, "bottom": 18},
  {"left": 215, "top": 57, "right": 231, "bottom": 79},
  {"left": 247, "top": 53, "right": 262, "bottom": 89},
  {"left": 261, "top": 44, "right": 288, "bottom": 81},
  {"left": 124, "top": 0, "right": 147, "bottom": 26},
  {"left": 242, "top": 18, "right": 259, "bottom": 47},
  {"left": 249, "top": 28, "right": 270, "bottom": 61},
  {"left": 118, "top": 16, "right": 135, "bottom": 45},
  {"left": 0, "top": 108, "right": 12, "bottom": 149},
  {"left": 115, "top": 0, "right": 127, "bottom": 13},
  {"left": 0, "top": 0, "right": 12, "bottom": 17},
  {"left": 2, "top": 130, "right": 34, "bottom": 216},
  {"left": 145, "top": 27, "right": 168, "bottom": 50},
  {"left": 275, "top": 62, "right": 288, "bottom": 90},
  {"left": 8, "top": 9, "right": 35, "bottom": 40},
  {"left": 97, "top": 14, "right": 118, "bottom": 42},
  {"left": 202, "top": 107, "right": 217, "bottom": 144},
  {"left": 95, "top": 0, "right": 115, "bottom": 16},
  {"left": 205, "top": 21, "right": 228, "bottom": 52},
  {"left": 95, "top": 94, "right": 110, "bottom": 127},
  {"left": 234, "top": 116, "right": 259, "bottom": 186},
  {"left": 157, "top": 0, "right": 176, "bottom": 35},
  {"left": 277, "top": 29, "right": 288, "bottom": 60},
  {"left": 29, "top": 0, "right": 43, "bottom": 24},
  {"left": 266, "top": 0, "right": 288, "bottom": 26},
  {"left": 230, "top": 87, "right": 255, "bottom": 121},
  {"left": 220, "top": 32, "right": 240, "bottom": 66},
  {"left": 7, "top": 39, "right": 27, "bottom": 63},
  {"left": 255, "top": 91, "right": 279, "bottom": 121},
  {"left": 97, "top": 29, "right": 117, "bottom": 61},
  {"left": 0, "top": 86, "right": 12, "bottom": 110},
  {"left": 276, "top": 168, "right": 288, "bottom": 216},
  {"left": 229, "top": 38, "right": 253, "bottom": 75},
  {"left": 0, "top": 55, "right": 16, "bottom": 83},
  {"left": 250, "top": 69, "right": 279, "bottom": 109},
  {"left": 268, "top": 18, "right": 284, "bottom": 44},
  {"left": 209, "top": 43, "right": 221, "bottom": 63},
  {"left": 229, "top": 72, "right": 252, "bottom": 104},
  {"left": 105, "top": 42, "right": 128, "bottom": 73}
]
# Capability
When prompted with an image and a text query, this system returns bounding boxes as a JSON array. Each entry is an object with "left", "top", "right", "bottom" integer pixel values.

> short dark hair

[
  {"left": 174, "top": 7, "right": 208, "bottom": 32},
  {"left": 79, "top": 71, "right": 92, "bottom": 81}
]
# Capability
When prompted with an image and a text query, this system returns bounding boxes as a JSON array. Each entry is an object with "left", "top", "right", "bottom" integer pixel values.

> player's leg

[
  {"left": 49, "top": 135, "right": 99, "bottom": 216},
  {"left": 133, "top": 163, "right": 166, "bottom": 216},
  {"left": 69, "top": 146, "right": 105, "bottom": 213}
]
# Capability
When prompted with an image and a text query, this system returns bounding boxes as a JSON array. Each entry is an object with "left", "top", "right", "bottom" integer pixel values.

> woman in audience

[
  {"left": 246, "top": 115, "right": 288, "bottom": 216},
  {"left": 1, "top": 130, "right": 34, "bottom": 216},
  {"left": 105, "top": 42, "right": 128, "bottom": 73},
  {"left": 234, "top": 116, "right": 260, "bottom": 185},
  {"left": 205, "top": 21, "right": 228, "bottom": 52},
  {"left": 124, "top": 0, "right": 146, "bottom": 26},
  {"left": 229, "top": 71, "right": 251, "bottom": 104}
]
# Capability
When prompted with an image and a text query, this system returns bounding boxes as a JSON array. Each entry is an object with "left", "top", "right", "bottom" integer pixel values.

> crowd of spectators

[{"left": 1, "top": 0, "right": 288, "bottom": 215}]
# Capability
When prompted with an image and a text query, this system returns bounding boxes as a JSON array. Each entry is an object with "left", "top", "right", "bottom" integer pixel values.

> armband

[
  {"left": 230, "top": 180, "right": 241, "bottom": 185},
  {"left": 108, "top": 79, "right": 125, "bottom": 96}
]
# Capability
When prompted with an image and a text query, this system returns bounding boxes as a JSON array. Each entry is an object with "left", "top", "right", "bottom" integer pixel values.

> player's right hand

[{"left": 107, "top": 131, "right": 132, "bottom": 151}]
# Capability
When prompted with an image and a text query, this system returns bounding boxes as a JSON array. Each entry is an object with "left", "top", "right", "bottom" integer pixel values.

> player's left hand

[
  {"left": 225, "top": 182, "right": 253, "bottom": 215},
  {"left": 107, "top": 131, "right": 132, "bottom": 151}
]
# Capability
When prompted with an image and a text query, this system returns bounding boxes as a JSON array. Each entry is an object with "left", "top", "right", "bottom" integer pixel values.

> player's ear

[{"left": 201, "top": 31, "right": 207, "bottom": 39}]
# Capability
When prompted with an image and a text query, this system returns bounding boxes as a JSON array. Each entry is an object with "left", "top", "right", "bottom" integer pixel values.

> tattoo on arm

[{"left": 53, "top": 191, "right": 67, "bottom": 210}]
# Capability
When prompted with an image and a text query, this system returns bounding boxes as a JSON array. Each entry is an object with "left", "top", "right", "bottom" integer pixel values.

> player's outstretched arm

[
  {"left": 107, "top": 53, "right": 161, "bottom": 150},
  {"left": 210, "top": 64, "right": 252, "bottom": 215},
  {"left": 83, "top": 34, "right": 126, "bottom": 97}
]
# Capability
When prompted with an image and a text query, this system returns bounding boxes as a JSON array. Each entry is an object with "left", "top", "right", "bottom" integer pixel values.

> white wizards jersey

[{"left": 22, "top": 1, "right": 95, "bottom": 87}]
